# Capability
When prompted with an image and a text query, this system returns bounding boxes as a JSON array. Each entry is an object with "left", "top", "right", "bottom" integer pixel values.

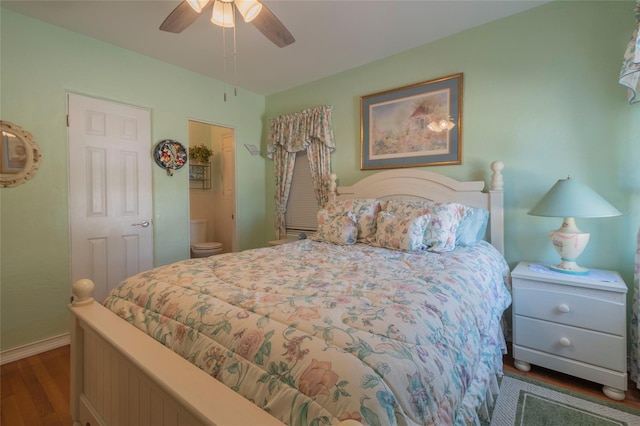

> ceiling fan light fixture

[
  {"left": 235, "top": 0, "right": 263, "bottom": 22},
  {"left": 186, "top": 0, "right": 210, "bottom": 13},
  {"left": 211, "top": 0, "right": 235, "bottom": 27}
]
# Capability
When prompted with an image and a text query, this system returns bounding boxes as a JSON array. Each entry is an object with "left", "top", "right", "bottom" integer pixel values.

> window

[{"left": 285, "top": 151, "right": 319, "bottom": 233}]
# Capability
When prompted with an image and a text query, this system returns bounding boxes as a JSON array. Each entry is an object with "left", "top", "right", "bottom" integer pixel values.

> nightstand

[{"left": 511, "top": 261, "right": 628, "bottom": 401}]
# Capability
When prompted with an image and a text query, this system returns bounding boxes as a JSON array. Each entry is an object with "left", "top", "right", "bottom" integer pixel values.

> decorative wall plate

[{"left": 154, "top": 139, "right": 187, "bottom": 176}]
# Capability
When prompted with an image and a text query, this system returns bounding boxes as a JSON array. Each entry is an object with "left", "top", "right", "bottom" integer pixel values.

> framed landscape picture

[{"left": 361, "top": 73, "right": 463, "bottom": 170}]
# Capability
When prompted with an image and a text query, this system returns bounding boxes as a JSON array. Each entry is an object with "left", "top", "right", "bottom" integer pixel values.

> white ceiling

[{"left": 2, "top": 0, "right": 548, "bottom": 95}]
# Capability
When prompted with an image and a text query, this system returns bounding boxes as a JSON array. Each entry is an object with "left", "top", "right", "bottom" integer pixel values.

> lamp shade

[
  {"left": 187, "top": 0, "right": 210, "bottom": 13},
  {"left": 235, "top": 0, "right": 262, "bottom": 22},
  {"left": 211, "top": 0, "right": 235, "bottom": 27},
  {"left": 528, "top": 177, "right": 621, "bottom": 218}
]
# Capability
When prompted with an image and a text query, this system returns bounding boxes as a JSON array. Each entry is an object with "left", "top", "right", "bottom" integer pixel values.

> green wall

[
  {"left": 2, "top": 1, "right": 639, "bottom": 353},
  {"left": 0, "top": 9, "right": 267, "bottom": 351},
  {"left": 265, "top": 1, "right": 640, "bottom": 292}
]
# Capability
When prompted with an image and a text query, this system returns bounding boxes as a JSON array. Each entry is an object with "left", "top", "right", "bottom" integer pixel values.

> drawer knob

[
  {"left": 559, "top": 337, "right": 571, "bottom": 347},
  {"left": 558, "top": 304, "right": 571, "bottom": 313}
]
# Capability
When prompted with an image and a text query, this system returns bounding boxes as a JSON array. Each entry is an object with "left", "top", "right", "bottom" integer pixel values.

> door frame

[{"left": 187, "top": 119, "right": 237, "bottom": 253}]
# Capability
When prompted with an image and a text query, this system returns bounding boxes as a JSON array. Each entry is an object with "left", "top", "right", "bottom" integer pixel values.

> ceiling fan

[{"left": 160, "top": 0, "right": 295, "bottom": 48}]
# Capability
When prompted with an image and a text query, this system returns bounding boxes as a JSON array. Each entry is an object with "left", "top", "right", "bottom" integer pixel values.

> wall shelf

[{"left": 189, "top": 164, "right": 211, "bottom": 190}]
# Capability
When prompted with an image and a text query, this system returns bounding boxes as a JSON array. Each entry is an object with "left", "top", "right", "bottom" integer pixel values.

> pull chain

[
  {"left": 233, "top": 16, "right": 238, "bottom": 97},
  {"left": 222, "top": 24, "right": 227, "bottom": 102},
  {"left": 216, "top": 0, "right": 237, "bottom": 102}
]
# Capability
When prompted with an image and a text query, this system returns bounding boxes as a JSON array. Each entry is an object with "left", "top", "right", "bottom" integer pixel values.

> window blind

[{"left": 285, "top": 152, "right": 319, "bottom": 232}]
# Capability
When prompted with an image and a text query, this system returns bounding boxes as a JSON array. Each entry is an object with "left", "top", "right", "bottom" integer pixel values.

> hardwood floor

[
  {"left": 0, "top": 345, "right": 71, "bottom": 426},
  {"left": 1, "top": 345, "right": 639, "bottom": 425}
]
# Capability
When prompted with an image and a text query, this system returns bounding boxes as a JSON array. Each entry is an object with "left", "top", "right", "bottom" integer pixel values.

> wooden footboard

[{"left": 69, "top": 279, "right": 286, "bottom": 426}]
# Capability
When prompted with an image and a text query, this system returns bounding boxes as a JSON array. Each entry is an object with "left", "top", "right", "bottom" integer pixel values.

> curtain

[
  {"left": 619, "top": 1, "right": 640, "bottom": 104},
  {"left": 632, "top": 227, "right": 640, "bottom": 387},
  {"left": 271, "top": 147, "right": 296, "bottom": 240},
  {"left": 306, "top": 139, "right": 332, "bottom": 209},
  {"left": 267, "top": 105, "right": 336, "bottom": 239}
]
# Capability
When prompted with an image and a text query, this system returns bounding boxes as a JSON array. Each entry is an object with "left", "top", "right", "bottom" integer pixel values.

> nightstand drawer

[
  {"left": 513, "top": 281, "right": 625, "bottom": 336},
  {"left": 514, "top": 316, "right": 625, "bottom": 371}
]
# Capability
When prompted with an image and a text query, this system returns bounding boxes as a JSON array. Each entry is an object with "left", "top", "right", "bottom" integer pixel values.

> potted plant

[{"left": 189, "top": 144, "right": 213, "bottom": 165}]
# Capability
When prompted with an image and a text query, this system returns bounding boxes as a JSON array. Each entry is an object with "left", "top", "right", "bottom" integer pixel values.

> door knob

[{"left": 131, "top": 220, "right": 151, "bottom": 228}]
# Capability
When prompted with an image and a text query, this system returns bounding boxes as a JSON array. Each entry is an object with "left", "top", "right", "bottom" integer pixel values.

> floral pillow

[
  {"left": 374, "top": 211, "right": 430, "bottom": 252},
  {"left": 425, "top": 203, "right": 471, "bottom": 252},
  {"left": 325, "top": 199, "right": 381, "bottom": 242},
  {"left": 381, "top": 200, "right": 471, "bottom": 252},
  {"left": 313, "top": 209, "right": 358, "bottom": 245},
  {"left": 381, "top": 199, "right": 434, "bottom": 218}
]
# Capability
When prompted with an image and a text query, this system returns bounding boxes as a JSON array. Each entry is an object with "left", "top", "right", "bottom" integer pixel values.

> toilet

[{"left": 189, "top": 219, "right": 223, "bottom": 258}]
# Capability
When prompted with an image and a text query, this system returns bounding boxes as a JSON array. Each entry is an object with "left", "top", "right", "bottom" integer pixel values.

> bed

[{"left": 69, "top": 161, "right": 510, "bottom": 426}]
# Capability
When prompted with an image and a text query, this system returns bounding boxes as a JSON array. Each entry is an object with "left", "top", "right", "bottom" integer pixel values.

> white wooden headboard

[{"left": 330, "top": 161, "right": 505, "bottom": 254}]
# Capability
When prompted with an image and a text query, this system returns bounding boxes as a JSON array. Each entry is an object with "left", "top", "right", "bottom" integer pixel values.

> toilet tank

[{"left": 189, "top": 219, "right": 207, "bottom": 244}]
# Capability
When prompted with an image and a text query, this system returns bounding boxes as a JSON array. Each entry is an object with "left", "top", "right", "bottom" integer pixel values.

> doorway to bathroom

[{"left": 188, "top": 120, "right": 236, "bottom": 254}]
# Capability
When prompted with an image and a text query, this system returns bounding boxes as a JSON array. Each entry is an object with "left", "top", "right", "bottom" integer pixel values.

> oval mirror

[{"left": 1, "top": 121, "right": 42, "bottom": 188}]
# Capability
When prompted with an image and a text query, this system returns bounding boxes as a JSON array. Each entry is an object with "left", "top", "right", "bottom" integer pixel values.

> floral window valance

[
  {"left": 267, "top": 105, "right": 335, "bottom": 156},
  {"left": 620, "top": 1, "right": 640, "bottom": 104},
  {"left": 267, "top": 105, "right": 336, "bottom": 239}
]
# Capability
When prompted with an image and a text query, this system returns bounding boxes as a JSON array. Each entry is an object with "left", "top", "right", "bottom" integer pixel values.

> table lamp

[{"left": 528, "top": 176, "right": 621, "bottom": 275}]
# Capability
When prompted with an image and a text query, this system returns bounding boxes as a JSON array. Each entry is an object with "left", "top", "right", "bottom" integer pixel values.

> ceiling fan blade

[
  {"left": 251, "top": 3, "right": 295, "bottom": 48},
  {"left": 160, "top": 1, "right": 210, "bottom": 33}
]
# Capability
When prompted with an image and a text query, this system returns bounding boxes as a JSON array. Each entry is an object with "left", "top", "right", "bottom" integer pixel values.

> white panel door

[{"left": 68, "top": 94, "right": 153, "bottom": 302}]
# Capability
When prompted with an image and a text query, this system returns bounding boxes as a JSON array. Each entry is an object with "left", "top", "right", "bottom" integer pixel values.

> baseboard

[{"left": 0, "top": 333, "right": 70, "bottom": 365}]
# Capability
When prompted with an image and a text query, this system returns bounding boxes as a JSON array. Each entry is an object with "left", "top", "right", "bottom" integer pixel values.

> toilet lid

[{"left": 192, "top": 242, "right": 222, "bottom": 250}]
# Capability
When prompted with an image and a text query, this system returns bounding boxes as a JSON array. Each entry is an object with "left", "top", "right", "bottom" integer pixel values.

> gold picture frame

[{"left": 360, "top": 73, "right": 463, "bottom": 170}]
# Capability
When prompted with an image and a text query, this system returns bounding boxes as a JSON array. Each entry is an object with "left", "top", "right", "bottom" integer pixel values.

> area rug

[{"left": 488, "top": 374, "right": 640, "bottom": 426}]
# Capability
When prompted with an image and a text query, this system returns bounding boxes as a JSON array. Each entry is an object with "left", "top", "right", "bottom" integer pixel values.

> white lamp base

[
  {"left": 548, "top": 217, "right": 590, "bottom": 275},
  {"left": 549, "top": 260, "right": 589, "bottom": 275}
]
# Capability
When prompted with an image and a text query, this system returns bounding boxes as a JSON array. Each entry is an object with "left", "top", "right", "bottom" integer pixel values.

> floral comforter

[{"left": 104, "top": 240, "right": 511, "bottom": 426}]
